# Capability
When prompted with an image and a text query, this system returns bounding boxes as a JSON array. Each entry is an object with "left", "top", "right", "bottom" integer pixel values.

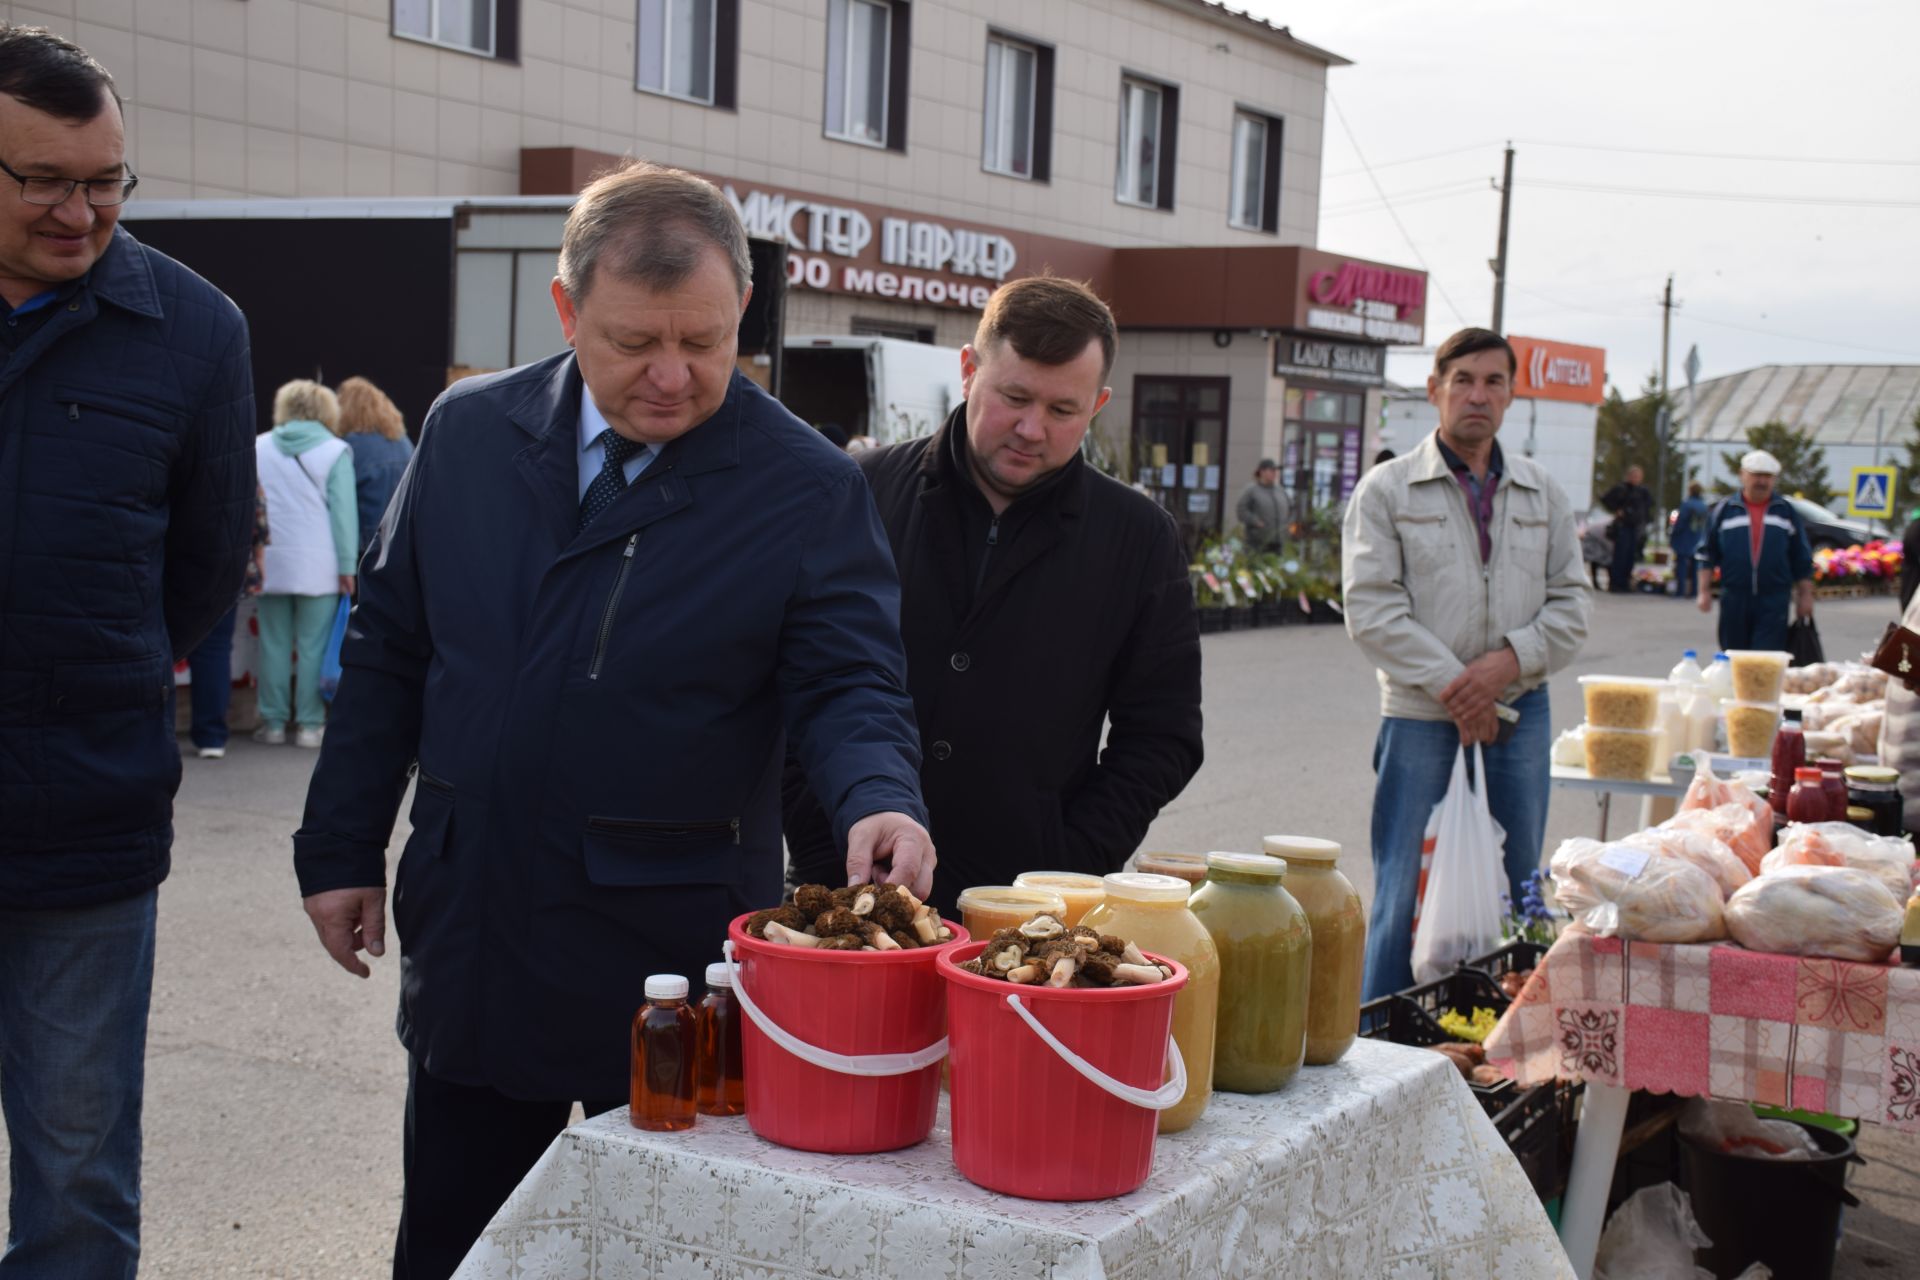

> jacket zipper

[
  {"left": 588, "top": 535, "right": 638, "bottom": 680},
  {"left": 973, "top": 514, "right": 1000, "bottom": 599},
  {"left": 587, "top": 815, "right": 741, "bottom": 846}
]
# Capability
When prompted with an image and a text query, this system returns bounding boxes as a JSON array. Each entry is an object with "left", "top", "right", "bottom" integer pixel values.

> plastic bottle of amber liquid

[
  {"left": 631, "top": 974, "right": 696, "bottom": 1132},
  {"left": 695, "top": 962, "right": 746, "bottom": 1117}
]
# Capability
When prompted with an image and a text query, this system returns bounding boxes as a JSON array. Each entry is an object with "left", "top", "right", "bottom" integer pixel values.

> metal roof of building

[
  {"left": 1155, "top": 0, "right": 1352, "bottom": 65},
  {"left": 1662, "top": 364, "right": 1920, "bottom": 447}
]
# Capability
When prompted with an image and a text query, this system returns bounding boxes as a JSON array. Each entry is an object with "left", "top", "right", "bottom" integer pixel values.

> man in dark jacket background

[
  {"left": 293, "top": 161, "right": 931, "bottom": 1279},
  {"left": 1600, "top": 464, "right": 1652, "bottom": 594},
  {"left": 786, "top": 277, "right": 1203, "bottom": 915},
  {"left": 0, "top": 26, "right": 254, "bottom": 1276},
  {"left": 1697, "top": 448, "right": 1814, "bottom": 649}
]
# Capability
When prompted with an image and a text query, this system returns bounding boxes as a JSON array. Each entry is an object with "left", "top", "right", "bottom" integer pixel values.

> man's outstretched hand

[
  {"left": 304, "top": 887, "right": 387, "bottom": 978},
  {"left": 845, "top": 812, "right": 936, "bottom": 902}
]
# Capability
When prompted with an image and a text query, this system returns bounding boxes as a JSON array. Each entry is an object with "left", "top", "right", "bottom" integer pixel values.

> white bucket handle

[
  {"left": 723, "top": 940, "right": 948, "bottom": 1078},
  {"left": 1004, "top": 992, "right": 1187, "bottom": 1111}
]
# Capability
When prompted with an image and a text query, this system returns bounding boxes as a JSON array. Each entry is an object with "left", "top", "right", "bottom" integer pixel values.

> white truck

[{"left": 779, "top": 335, "right": 965, "bottom": 446}]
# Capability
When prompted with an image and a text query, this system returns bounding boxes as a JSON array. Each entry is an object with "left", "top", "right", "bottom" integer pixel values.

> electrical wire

[
  {"left": 1518, "top": 140, "right": 1920, "bottom": 167},
  {"left": 1511, "top": 286, "right": 1920, "bottom": 360},
  {"left": 1320, "top": 186, "right": 1494, "bottom": 219},
  {"left": 1524, "top": 179, "right": 1919, "bottom": 209},
  {"left": 1321, "top": 176, "right": 1490, "bottom": 214},
  {"left": 1324, "top": 142, "right": 1501, "bottom": 180},
  {"left": 1324, "top": 91, "right": 1469, "bottom": 327}
]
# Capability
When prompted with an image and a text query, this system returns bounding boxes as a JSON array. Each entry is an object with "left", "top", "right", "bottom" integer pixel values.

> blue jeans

[
  {"left": 1363, "top": 685, "right": 1552, "bottom": 1001},
  {"left": 186, "top": 605, "right": 238, "bottom": 749},
  {"left": 1672, "top": 548, "right": 1699, "bottom": 599},
  {"left": 0, "top": 890, "right": 157, "bottom": 1279}
]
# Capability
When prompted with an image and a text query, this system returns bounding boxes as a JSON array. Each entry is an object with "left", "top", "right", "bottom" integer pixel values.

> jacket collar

[
  {"left": 506, "top": 352, "right": 744, "bottom": 479},
  {"left": 923, "top": 402, "right": 1087, "bottom": 519},
  {"left": 84, "top": 226, "right": 164, "bottom": 320},
  {"left": 1409, "top": 429, "right": 1538, "bottom": 490}
]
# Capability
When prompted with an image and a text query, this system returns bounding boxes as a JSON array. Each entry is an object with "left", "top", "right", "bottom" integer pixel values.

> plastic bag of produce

[
  {"left": 1661, "top": 802, "right": 1771, "bottom": 876},
  {"left": 1593, "top": 1183, "right": 1714, "bottom": 1280},
  {"left": 1410, "top": 745, "right": 1508, "bottom": 983},
  {"left": 1679, "top": 760, "right": 1771, "bottom": 830},
  {"left": 1678, "top": 1098, "right": 1818, "bottom": 1160},
  {"left": 1764, "top": 823, "right": 1915, "bottom": 901},
  {"left": 1550, "top": 838, "right": 1728, "bottom": 943},
  {"left": 1619, "top": 826, "right": 1752, "bottom": 898},
  {"left": 1724, "top": 865, "right": 1905, "bottom": 962}
]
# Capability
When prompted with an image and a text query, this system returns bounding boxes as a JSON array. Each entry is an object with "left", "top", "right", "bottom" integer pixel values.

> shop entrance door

[
  {"left": 1283, "top": 384, "right": 1365, "bottom": 516},
  {"left": 1131, "top": 376, "right": 1228, "bottom": 553}
]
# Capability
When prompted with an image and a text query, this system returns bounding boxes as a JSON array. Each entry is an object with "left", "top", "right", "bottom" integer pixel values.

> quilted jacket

[{"left": 0, "top": 225, "right": 255, "bottom": 909}]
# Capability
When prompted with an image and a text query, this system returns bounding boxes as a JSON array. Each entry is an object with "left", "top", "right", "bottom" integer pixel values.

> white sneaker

[
  {"left": 197, "top": 746, "right": 226, "bottom": 759},
  {"left": 295, "top": 726, "right": 325, "bottom": 749},
  {"left": 253, "top": 725, "right": 286, "bottom": 745}
]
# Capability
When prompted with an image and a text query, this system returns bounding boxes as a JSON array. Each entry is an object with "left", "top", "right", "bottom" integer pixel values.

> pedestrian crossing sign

[{"left": 1848, "top": 466, "right": 1898, "bottom": 519}]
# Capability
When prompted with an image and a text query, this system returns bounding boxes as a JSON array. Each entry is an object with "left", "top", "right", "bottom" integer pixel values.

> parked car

[{"left": 1785, "top": 496, "right": 1875, "bottom": 551}]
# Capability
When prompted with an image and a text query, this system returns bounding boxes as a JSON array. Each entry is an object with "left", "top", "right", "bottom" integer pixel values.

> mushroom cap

[
  {"left": 746, "top": 905, "right": 808, "bottom": 938},
  {"left": 792, "top": 884, "right": 836, "bottom": 917},
  {"left": 816, "top": 934, "right": 865, "bottom": 951},
  {"left": 865, "top": 890, "right": 916, "bottom": 930},
  {"left": 812, "top": 908, "right": 864, "bottom": 938}
]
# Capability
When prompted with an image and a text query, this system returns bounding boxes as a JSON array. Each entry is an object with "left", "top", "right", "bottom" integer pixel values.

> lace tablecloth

[
  {"left": 1484, "top": 931, "right": 1920, "bottom": 1129},
  {"left": 453, "top": 1038, "right": 1569, "bottom": 1279}
]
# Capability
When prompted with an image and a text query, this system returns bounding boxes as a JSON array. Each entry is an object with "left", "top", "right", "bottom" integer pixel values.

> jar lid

[
  {"left": 1846, "top": 806, "right": 1875, "bottom": 823},
  {"left": 1577, "top": 675, "right": 1670, "bottom": 688},
  {"left": 1262, "top": 834, "right": 1341, "bottom": 863},
  {"left": 645, "top": 974, "right": 689, "bottom": 1001},
  {"left": 1101, "top": 871, "right": 1192, "bottom": 903},
  {"left": 957, "top": 885, "right": 1069, "bottom": 914},
  {"left": 704, "top": 962, "right": 732, "bottom": 989},
  {"left": 1012, "top": 871, "right": 1106, "bottom": 891},
  {"left": 1847, "top": 765, "right": 1899, "bottom": 784},
  {"left": 1133, "top": 852, "right": 1210, "bottom": 883},
  {"left": 1794, "top": 767, "right": 1825, "bottom": 783},
  {"left": 1720, "top": 699, "right": 1782, "bottom": 711},
  {"left": 1814, "top": 758, "right": 1845, "bottom": 771},
  {"left": 1206, "top": 851, "right": 1286, "bottom": 878}
]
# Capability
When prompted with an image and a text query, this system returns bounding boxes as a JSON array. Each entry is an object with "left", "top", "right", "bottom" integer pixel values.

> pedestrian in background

[
  {"left": 0, "top": 25, "right": 254, "bottom": 1275},
  {"left": 1600, "top": 464, "right": 1651, "bottom": 594},
  {"left": 1342, "top": 327, "right": 1590, "bottom": 999},
  {"left": 334, "top": 375, "right": 412, "bottom": 561},
  {"left": 1236, "top": 457, "right": 1290, "bottom": 553},
  {"left": 1670, "top": 480, "right": 1709, "bottom": 600},
  {"left": 185, "top": 484, "right": 270, "bottom": 758},
  {"left": 1696, "top": 449, "right": 1812, "bottom": 649},
  {"left": 255, "top": 379, "right": 357, "bottom": 748}
]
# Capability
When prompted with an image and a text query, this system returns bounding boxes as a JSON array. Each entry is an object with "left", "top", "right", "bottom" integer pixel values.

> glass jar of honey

[
  {"left": 1079, "top": 872, "right": 1218, "bottom": 1132},
  {"left": 1011, "top": 871, "right": 1105, "bottom": 925},
  {"left": 1189, "top": 853, "right": 1311, "bottom": 1093},
  {"left": 957, "top": 885, "right": 1069, "bottom": 939},
  {"left": 1264, "top": 835, "right": 1365, "bottom": 1066}
]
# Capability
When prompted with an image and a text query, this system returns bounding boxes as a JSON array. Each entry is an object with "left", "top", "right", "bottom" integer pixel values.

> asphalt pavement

[{"left": 1, "top": 591, "right": 1915, "bottom": 1276}]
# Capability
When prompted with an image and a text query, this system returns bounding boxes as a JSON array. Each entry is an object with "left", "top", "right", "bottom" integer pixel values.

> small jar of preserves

[{"left": 1846, "top": 766, "right": 1903, "bottom": 837}]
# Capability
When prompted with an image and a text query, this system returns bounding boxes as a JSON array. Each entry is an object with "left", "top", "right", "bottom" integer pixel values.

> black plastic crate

[
  {"left": 1358, "top": 988, "right": 1515, "bottom": 1116},
  {"left": 1401, "top": 967, "right": 1513, "bottom": 1028},
  {"left": 1492, "top": 1081, "right": 1564, "bottom": 1200},
  {"left": 1459, "top": 938, "right": 1551, "bottom": 982}
]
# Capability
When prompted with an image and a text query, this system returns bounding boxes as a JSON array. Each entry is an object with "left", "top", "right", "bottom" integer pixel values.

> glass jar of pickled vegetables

[
  {"left": 1263, "top": 835, "right": 1364, "bottom": 1066},
  {"left": 1011, "top": 871, "right": 1105, "bottom": 925},
  {"left": 1188, "top": 853, "right": 1311, "bottom": 1093},
  {"left": 1079, "top": 872, "right": 1218, "bottom": 1132},
  {"left": 956, "top": 885, "right": 1069, "bottom": 939}
]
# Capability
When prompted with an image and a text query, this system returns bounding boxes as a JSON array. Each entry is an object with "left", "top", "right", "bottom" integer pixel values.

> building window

[
  {"left": 983, "top": 34, "right": 1053, "bottom": 181},
  {"left": 395, "top": 0, "right": 497, "bottom": 58},
  {"left": 1132, "top": 376, "right": 1228, "bottom": 552},
  {"left": 637, "top": 0, "right": 737, "bottom": 107},
  {"left": 1230, "top": 108, "right": 1283, "bottom": 233},
  {"left": 826, "top": 0, "right": 909, "bottom": 151},
  {"left": 1116, "top": 75, "right": 1177, "bottom": 210}
]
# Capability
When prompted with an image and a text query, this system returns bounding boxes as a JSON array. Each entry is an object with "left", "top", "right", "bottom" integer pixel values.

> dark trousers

[
  {"left": 394, "top": 1056, "right": 624, "bottom": 1280},
  {"left": 1609, "top": 526, "right": 1642, "bottom": 592},
  {"left": 1672, "top": 546, "right": 1700, "bottom": 598},
  {"left": 185, "top": 605, "right": 237, "bottom": 749},
  {"left": 1718, "top": 587, "right": 1792, "bottom": 653}
]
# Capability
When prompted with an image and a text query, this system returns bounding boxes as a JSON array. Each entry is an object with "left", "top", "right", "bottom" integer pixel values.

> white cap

[
  {"left": 1101, "top": 871, "right": 1191, "bottom": 903},
  {"left": 1262, "top": 835, "right": 1342, "bottom": 864},
  {"left": 645, "top": 974, "right": 689, "bottom": 1002},
  {"left": 704, "top": 962, "right": 732, "bottom": 989},
  {"left": 1740, "top": 449, "right": 1781, "bottom": 475}
]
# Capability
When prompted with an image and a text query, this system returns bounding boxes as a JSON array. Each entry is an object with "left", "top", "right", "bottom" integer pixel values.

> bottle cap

[
  {"left": 1794, "top": 767, "right": 1824, "bottom": 784},
  {"left": 1683, "top": 649, "right": 1697, "bottom": 659},
  {"left": 1206, "top": 851, "right": 1286, "bottom": 877},
  {"left": 1784, "top": 707, "right": 1803, "bottom": 723},
  {"left": 1263, "top": 834, "right": 1341, "bottom": 863},
  {"left": 1846, "top": 765, "right": 1898, "bottom": 785},
  {"left": 645, "top": 974, "right": 689, "bottom": 1002},
  {"left": 1815, "top": 758, "right": 1844, "bottom": 772},
  {"left": 704, "top": 962, "right": 732, "bottom": 989},
  {"left": 1714, "top": 652, "right": 1729, "bottom": 660},
  {"left": 1101, "top": 871, "right": 1191, "bottom": 903}
]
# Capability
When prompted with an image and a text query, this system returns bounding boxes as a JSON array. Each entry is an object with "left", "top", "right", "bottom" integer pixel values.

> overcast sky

[{"left": 1240, "top": 0, "right": 1920, "bottom": 397}]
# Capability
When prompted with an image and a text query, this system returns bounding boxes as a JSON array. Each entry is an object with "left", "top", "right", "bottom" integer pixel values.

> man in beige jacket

[{"left": 1342, "top": 327, "right": 1590, "bottom": 997}]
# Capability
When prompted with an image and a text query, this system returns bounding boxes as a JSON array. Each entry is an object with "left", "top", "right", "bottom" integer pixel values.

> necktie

[{"left": 579, "top": 428, "right": 645, "bottom": 532}]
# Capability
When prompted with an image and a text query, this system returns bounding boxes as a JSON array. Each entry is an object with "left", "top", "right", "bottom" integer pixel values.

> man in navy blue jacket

[
  {"left": 1696, "top": 449, "right": 1815, "bottom": 649},
  {"left": 293, "top": 161, "right": 932, "bottom": 1279},
  {"left": 0, "top": 26, "right": 254, "bottom": 1276}
]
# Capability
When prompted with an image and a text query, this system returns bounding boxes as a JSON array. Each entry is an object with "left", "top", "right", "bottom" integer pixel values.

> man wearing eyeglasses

[{"left": 0, "top": 25, "right": 254, "bottom": 1276}]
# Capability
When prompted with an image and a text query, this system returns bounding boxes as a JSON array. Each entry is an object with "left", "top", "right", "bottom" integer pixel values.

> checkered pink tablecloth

[{"left": 1484, "top": 932, "right": 1920, "bottom": 1130}]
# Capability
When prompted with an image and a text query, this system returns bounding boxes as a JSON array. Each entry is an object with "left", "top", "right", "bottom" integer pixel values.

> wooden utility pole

[
  {"left": 1490, "top": 144, "right": 1515, "bottom": 332},
  {"left": 1655, "top": 274, "right": 1676, "bottom": 527}
]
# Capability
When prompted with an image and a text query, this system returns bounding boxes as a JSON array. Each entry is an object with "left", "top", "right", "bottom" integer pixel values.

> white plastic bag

[
  {"left": 1765, "top": 822, "right": 1916, "bottom": 902},
  {"left": 1549, "top": 838, "right": 1728, "bottom": 943},
  {"left": 1678, "top": 1098, "right": 1817, "bottom": 1159},
  {"left": 1410, "top": 745, "right": 1509, "bottom": 983},
  {"left": 1593, "top": 1183, "right": 1713, "bottom": 1280}
]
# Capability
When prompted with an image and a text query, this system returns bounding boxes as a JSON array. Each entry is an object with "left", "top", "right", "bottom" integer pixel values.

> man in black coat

[
  {"left": 785, "top": 277, "right": 1203, "bottom": 915},
  {"left": 294, "top": 162, "right": 931, "bottom": 1279},
  {"left": 0, "top": 27, "right": 254, "bottom": 1274},
  {"left": 1601, "top": 464, "right": 1652, "bottom": 594}
]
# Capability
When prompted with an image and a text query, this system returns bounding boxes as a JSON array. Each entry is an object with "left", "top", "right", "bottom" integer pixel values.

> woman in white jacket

[{"left": 253, "top": 381, "right": 357, "bottom": 747}]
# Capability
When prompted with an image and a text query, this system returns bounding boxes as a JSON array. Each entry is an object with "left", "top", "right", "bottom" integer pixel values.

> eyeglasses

[{"left": 0, "top": 156, "right": 138, "bottom": 207}]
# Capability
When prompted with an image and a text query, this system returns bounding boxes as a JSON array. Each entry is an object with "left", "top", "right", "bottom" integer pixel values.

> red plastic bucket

[
  {"left": 724, "top": 913, "right": 968, "bottom": 1153},
  {"left": 938, "top": 941, "right": 1189, "bottom": 1200}
]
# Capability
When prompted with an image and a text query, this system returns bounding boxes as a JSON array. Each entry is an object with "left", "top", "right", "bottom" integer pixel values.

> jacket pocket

[
  {"left": 393, "top": 774, "right": 455, "bottom": 946},
  {"left": 582, "top": 816, "right": 742, "bottom": 888},
  {"left": 51, "top": 383, "right": 184, "bottom": 428},
  {"left": 1509, "top": 515, "right": 1552, "bottom": 556},
  {"left": 1397, "top": 512, "right": 1452, "bottom": 577},
  {"left": 403, "top": 772, "right": 456, "bottom": 859},
  {"left": 50, "top": 652, "right": 170, "bottom": 714}
]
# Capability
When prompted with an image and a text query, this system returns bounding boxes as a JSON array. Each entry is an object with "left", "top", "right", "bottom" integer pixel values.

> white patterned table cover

[{"left": 454, "top": 1038, "right": 1570, "bottom": 1280}]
